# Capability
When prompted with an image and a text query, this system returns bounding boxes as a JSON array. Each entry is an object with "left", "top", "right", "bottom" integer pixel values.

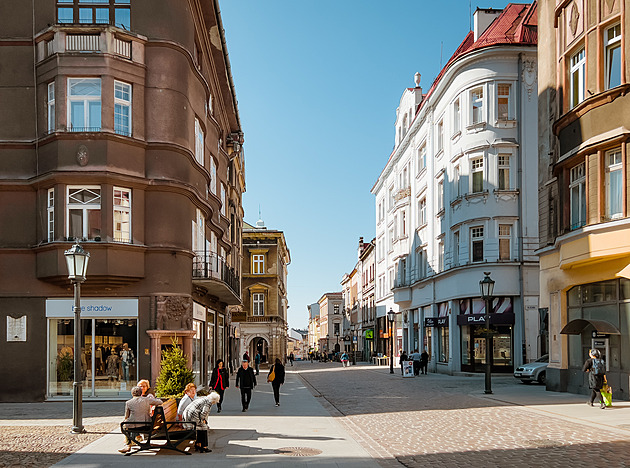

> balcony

[{"left": 192, "top": 252, "right": 241, "bottom": 305}]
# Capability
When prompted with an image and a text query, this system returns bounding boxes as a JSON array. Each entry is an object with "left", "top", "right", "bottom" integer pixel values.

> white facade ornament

[{"left": 522, "top": 59, "right": 537, "bottom": 102}]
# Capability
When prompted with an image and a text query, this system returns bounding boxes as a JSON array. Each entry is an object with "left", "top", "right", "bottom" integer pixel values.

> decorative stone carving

[
  {"left": 76, "top": 145, "right": 89, "bottom": 166},
  {"left": 569, "top": 2, "right": 580, "bottom": 37},
  {"left": 605, "top": 0, "right": 615, "bottom": 13},
  {"left": 156, "top": 295, "right": 193, "bottom": 330},
  {"left": 522, "top": 59, "right": 537, "bottom": 102}
]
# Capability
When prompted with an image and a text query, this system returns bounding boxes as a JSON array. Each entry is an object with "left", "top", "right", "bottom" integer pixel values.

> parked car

[{"left": 514, "top": 354, "right": 549, "bottom": 384}]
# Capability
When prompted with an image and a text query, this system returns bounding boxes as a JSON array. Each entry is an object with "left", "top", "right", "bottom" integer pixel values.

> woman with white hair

[{"left": 182, "top": 392, "right": 220, "bottom": 452}]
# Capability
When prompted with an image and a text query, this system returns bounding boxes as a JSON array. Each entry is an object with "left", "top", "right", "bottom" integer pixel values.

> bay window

[
  {"left": 68, "top": 78, "right": 101, "bottom": 132},
  {"left": 114, "top": 81, "right": 131, "bottom": 136},
  {"left": 113, "top": 187, "right": 131, "bottom": 242},
  {"left": 471, "top": 157, "right": 484, "bottom": 193},
  {"left": 47, "top": 188, "right": 55, "bottom": 242},
  {"left": 48, "top": 83, "right": 55, "bottom": 133},
  {"left": 569, "top": 162, "right": 586, "bottom": 230},
  {"left": 471, "top": 226, "right": 484, "bottom": 262},
  {"left": 67, "top": 186, "right": 101, "bottom": 240},
  {"left": 471, "top": 87, "right": 484, "bottom": 124},
  {"left": 497, "top": 83, "right": 511, "bottom": 120},
  {"left": 194, "top": 118, "right": 204, "bottom": 165},
  {"left": 605, "top": 149, "right": 623, "bottom": 220}
]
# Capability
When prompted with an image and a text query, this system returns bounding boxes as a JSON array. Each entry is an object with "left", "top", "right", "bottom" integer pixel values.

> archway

[{"left": 250, "top": 336, "right": 269, "bottom": 363}]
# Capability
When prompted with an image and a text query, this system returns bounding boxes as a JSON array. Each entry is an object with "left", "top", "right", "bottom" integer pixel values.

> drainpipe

[{"left": 517, "top": 53, "right": 526, "bottom": 366}]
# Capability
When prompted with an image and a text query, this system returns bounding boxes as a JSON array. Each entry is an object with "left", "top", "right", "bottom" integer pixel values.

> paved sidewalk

[{"left": 49, "top": 370, "right": 379, "bottom": 468}]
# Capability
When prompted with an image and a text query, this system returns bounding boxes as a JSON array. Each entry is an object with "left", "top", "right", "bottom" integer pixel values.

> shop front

[
  {"left": 46, "top": 298, "right": 138, "bottom": 399},
  {"left": 458, "top": 297, "right": 514, "bottom": 373}
]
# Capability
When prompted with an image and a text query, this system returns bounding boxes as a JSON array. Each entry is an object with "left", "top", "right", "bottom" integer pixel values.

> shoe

[
  {"left": 201, "top": 447, "right": 212, "bottom": 452},
  {"left": 586, "top": 401, "right": 594, "bottom": 406},
  {"left": 217, "top": 408, "right": 221, "bottom": 413},
  {"left": 242, "top": 408, "right": 246, "bottom": 412},
  {"left": 275, "top": 402, "right": 279, "bottom": 407},
  {"left": 118, "top": 446, "right": 131, "bottom": 454},
  {"left": 600, "top": 403, "right": 606, "bottom": 409}
]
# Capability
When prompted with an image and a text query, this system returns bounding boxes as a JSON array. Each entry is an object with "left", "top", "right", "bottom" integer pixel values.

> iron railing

[{"left": 192, "top": 252, "right": 240, "bottom": 298}]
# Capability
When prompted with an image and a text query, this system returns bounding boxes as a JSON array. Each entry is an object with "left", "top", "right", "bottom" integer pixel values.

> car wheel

[{"left": 538, "top": 372, "right": 546, "bottom": 385}]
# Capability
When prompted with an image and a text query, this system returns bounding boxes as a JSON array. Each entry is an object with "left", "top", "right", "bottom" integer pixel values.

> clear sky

[{"left": 220, "top": 0, "right": 518, "bottom": 330}]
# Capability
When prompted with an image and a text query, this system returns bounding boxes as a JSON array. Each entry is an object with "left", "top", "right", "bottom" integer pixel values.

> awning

[{"left": 560, "top": 319, "right": 621, "bottom": 335}]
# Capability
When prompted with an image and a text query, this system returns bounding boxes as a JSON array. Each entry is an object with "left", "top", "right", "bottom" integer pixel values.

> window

[
  {"left": 605, "top": 149, "right": 623, "bottom": 220},
  {"left": 67, "top": 186, "right": 101, "bottom": 240},
  {"left": 453, "top": 99, "right": 461, "bottom": 133},
  {"left": 334, "top": 322, "right": 340, "bottom": 335},
  {"left": 57, "top": 0, "right": 131, "bottom": 30},
  {"left": 47, "top": 83, "right": 55, "bottom": 133},
  {"left": 388, "top": 186, "right": 395, "bottom": 209},
  {"left": 192, "top": 208, "right": 205, "bottom": 254},
  {"left": 438, "top": 241, "right": 444, "bottom": 272},
  {"left": 498, "top": 154, "right": 511, "bottom": 190},
  {"left": 499, "top": 224, "right": 511, "bottom": 260},
  {"left": 47, "top": 188, "right": 54, "bottom": 242},
  {"left": 210, "top": 158, "right": 217, "bottom": 195},
  {"left": 417, "top": 144, "right": 426, "bottom": 173},
  {"left": 471, "top": 157, "right": 484, "bottom": 193},
  {"left": 438, "top": 326, "right": 449, "bottom": 363},
  {"left": 388, "top": 227, "right": 394, "bottom": 251},
  {"left": 68, "top": 78, "right": 101, "bottom": 132},
  {"left": 417, "top": 249, "right": 426, "bottom": 279},
  {"left": 471, "top": 87, "right": 484, "bottom": 124},
  {"left": 454, "top": 165, "right": 461, "bottom": 197},
  {"left": 221, "top": 184, "right": 226, "bottom": 216},
  {"left": 194, "top": 118, "right": 204, "bottom": 165},
  {"left": 605, "top": 24, "right": 621, "bottom": 90},
  {"left": 393, "top": 215, "right": 398, "bottom": 240},
  {"left": 570, "top": 48, "right": 585, "bottom": 109},
  {"left": 113, "top": 187, "right": 131, "bottom": 242},
  {"left": 252, "top": 293, "right": 264, "bottom": 316},
  {"left": 252, "top": 254, "right": 265, "bottom": 274},
  {"left": 436, "top": 120, "right": 444, "bottom": 153},
  {"left": 437, "top": 180, "right": 444, "bottom": 212},
  {"left": 453, "top": 231, "right": 459, "bottom": 266},
  {"left": 401, "top": 210, "right": 407, "bottom": 237},
  {"left": 569, "top": 162, "right": 586, "bottom": 230},
  {"left": 114, "top": 81, "right": 131, "bottom": 136},
  {"left": 334, "top": 304, "right": 340, "bottom": 315},
  {"left": 471, "top": 226, "right": 484, "bottom": 262},
  {"left": 497, "top": 84, "right": 511, "bottom": 120},
  {"left": 419, "top": 198, "right": 427, "bottom": 225}
]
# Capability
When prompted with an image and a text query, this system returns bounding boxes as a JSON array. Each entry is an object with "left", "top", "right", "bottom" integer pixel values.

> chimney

[{"left": 473, "top": 7, "right": 502, "bottom": 41}]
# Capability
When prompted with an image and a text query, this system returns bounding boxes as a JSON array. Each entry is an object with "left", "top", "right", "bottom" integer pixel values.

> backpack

[{"left": 592, "top": 358, "right": 605, "bottom": 376}]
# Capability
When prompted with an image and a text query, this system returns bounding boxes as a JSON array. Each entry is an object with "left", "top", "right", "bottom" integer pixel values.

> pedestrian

[
  {"left": 583, "top": 349, "right": 607, "bottom": 409},
  {"left": 182, "top": 392, "right": 220, "bottom": 452},
  {"left": 235, "top": 359, "right": 256, "bottom": 412},
  {"left": 177, "top": 382, "right": 197, "bottom": 419},
  {"left": 268, "top": 357, "right": 285, "bottom": 406},
  {"left": 254, "top": 352, "right": 261, "bottom": 375},
  {"left": 410, "top": 350, "right": 421, "bottom": 376},
  {"left": 119, "top": 386, "right": 163, "bottom": 453},
  {"left": 289, "top": 352, "right": 294, "bottom": 366},
  {"left": 399, "top": 350, "right": 408, "bottom": 375},
  {"left": 420, "top": 348, "right": 429, "bottom": 375},
  {"left": 209, "top": 358, "right": 229, "bottom": 413},
  {"left": 243, "top": 351, "right": 250, "bottom": 362},
  {"left": 340, "top": 352, "right": 349, "bottom": 367},
  {"left": 137, "top": 379, "right": 153, "bottom": 396}
]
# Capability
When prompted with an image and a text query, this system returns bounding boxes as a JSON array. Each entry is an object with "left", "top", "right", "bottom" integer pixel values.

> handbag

[
  {"left": 267, "top": 365, "right": 275, "bottom": 382},
  {"left": 601, "top": 384, "right": 613, "bottom": 407}
]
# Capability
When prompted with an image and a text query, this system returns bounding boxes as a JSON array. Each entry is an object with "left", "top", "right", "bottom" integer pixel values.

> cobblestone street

[{"left": 296, "top": 361, "right": 630, "bottom": 467}]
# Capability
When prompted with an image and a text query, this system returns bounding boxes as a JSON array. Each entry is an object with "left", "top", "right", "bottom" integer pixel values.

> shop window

[
  {"left": 114, "top": 81, "right": 131, "bottom": 136},
  {"left": 217, "top": 314, "right": 224, "bottom": 362},
  {"left": 438, "top": 326, "right": 449, "bottom": 363},
  {"left": 67, "top": 186, "right": 101, "bottom": 240},
  {"left": 56, "top": 0, "right": 131, "bottom": 29},
  {"left": 47, "top": 188, "right": 55, "bottom": 242},
  {"left": 471, "top": 157, "right": 484, "bottom": 193},
  {"left": 470, "top": 226, "right": 484, "bottom": 262},
  {"left": 113, "top": 187, "right": 131, "bottom": 242},
  {"left": 252, "top": 293, "right": 264, "bottom": 316},
  {"left": 582, "top": 280, "right": 617, "bottom": 304},
  {"left": 192, "top": 320, "right": 202, "bottom": 386},
  {"left": 67, "top": 78, "right": 101, "bottom": 132},
  {"left": 570, "top": 48, "right": 585, "bottom": 109},
  {"left": 498, "top": 154, "right": 511, "bottom": 190},
  {"left": 47, "top": 82, "right": 55, "bottom": 133},
  {"left": 605, "top": 149, "right": 623, "bottom": 220},
  {"left": 605, "top": 24, "right": 621, "bottom": 90},
  {"left": 569, "top": 162, "right": 586, "bottom": 230}
]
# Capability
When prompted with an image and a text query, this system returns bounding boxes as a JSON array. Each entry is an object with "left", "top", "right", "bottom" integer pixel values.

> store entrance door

[{"left": 461, "top": 325, "right": 514, "bottom": 373}]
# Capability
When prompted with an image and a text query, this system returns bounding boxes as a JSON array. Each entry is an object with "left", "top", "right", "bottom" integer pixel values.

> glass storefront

[
  {"left": 46, "top": 298, "right": 138, "bottom": 398},
  {"left": 218, "top": 314, "right": 225, "bottom": 360},
  {"left": 207, "top": 310, "right": 215, "bottom": 371},
  {"left": 460, "top": 325, "right": 513, "bottom": 372},
  {"left": 192, "top": 320, "right": 202, "bottom": 386}
]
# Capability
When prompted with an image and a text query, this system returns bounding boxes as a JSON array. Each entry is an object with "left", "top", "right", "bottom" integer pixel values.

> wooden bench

[{"left": 120, "top": 398, "right": 197, "bottom": 455}]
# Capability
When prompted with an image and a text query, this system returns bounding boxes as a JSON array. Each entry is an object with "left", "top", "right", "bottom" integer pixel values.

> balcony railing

[
  {"left": 66, "top": 34, "right": 100, "bottom": 52},
  {"left": 192, "top": 252, "right": 240, "bottom": 298}
]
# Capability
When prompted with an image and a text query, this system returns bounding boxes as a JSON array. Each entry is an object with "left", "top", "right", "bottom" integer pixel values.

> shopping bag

[
  {"left": 600, "top": 384, "right": 613, "bottom": 407},
  {"left": 267, "top": 365, "right": 275, "bottom": 383}
]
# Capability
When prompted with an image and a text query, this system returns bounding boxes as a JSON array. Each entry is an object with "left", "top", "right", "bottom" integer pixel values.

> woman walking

[
  {"left": 209, "top": 359, "right": 229, "bottom": 413},
  {"left": 268, "top": 358, "right": 285, "bottom": 407},
  {"left": 583, "top": 348, "right": 607, "bottom": 409}
]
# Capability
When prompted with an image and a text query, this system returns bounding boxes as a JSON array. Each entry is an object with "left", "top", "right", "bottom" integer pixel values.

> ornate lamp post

[
  {"left": 479, "top": 272, "right": 495, "bottom": 395},
  {"left": 388, "top": 308, "right": 395, "bottom": 374},
  {"left": 64, "top": 243, "right": 90, "bottom": 434}
]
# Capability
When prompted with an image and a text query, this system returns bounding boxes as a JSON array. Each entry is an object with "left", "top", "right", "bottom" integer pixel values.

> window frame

[
  {"left": 47, "top": 82, "right": 55, "bottom": 133},
  {"left": 471, "top": 156, "right": 484, "bottom": 193},
  {"left": 252, "top": 254, "right": 265, "bottom": 274},
  {"left": 436, "top": 120, "right": 444, "bottom": 154},
  {"left": 605, "top": 148, "right": 623, "bottom": 220},
  {"left": 453, "top": 98, "right": 461, "bottom": 134},
  {"left": 194, "top": 118, "right": 204, "bottom": 166},
  {"left": 113, "top": 186, "right": 131, "bottom": 243},
  {"left": 67, "top": 77, "right": 101, "bottom": 132},
  {"left": 570, "top": 48, "right": 586, "bottom": 109},
  {"left": 471, "top": 86, "right": 484, "bottom": 124},
  {"left": 56, "top": 0, "right": 131, "bottom": 29},
  {"left": 252, "top": 293, "right": 265, "bottom": 316},
  {"left": 498, "top": 224, "right": 511, "bottom": 261},
  {"left": 114, "top": 80, "right": 131, "bottom": 137},
  {"left": 470, "top": 226, "right": 484, "bottom": 263},
  {"left": 437, "top": 179, "right": 444, "bottom": 213},
  {"left": 569, "top": 162, "right": 586, "bottom": 230},
  {"left": 496, "top": 83, "right": 512, "bottom": 121},
  {"left": 47, "top": 188, "right": 55, "bottom": 242},
  {"left": 605, "top": 24, "right": 622, "bottom": 90},
  {"left": 66, "top": 185, "right": 101, "bottom": 240},
  {"left": 498, "top": 154, "right": 511, "bottom": 190},
  {"left": 418, "top": 197, "right": 427, "bottom": 226}
]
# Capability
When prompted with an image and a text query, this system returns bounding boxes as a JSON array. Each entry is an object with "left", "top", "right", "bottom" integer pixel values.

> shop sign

[
  {"left": 364, "top": 329, "right": 374, "bottom": 339},
  {"left": 46, "top": 298, "right": 139, "bottom": 318},
  {"left": 456, "top": 313, "right": 515, "bottom": 326},
  {"left": 193, "top": 302, "right": 206, "bottom": 321},
  {"left": 424, "top": 317, "right": 448, "bottom": 327}
]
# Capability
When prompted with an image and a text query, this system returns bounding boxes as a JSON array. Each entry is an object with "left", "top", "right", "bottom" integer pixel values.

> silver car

[{"left": 514, "top": 354, "right": 549, "bottom": 384}]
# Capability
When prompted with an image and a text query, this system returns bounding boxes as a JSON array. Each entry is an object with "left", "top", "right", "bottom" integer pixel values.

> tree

[{"left": 155, "top": 337, "right": 194, "bottom": 398}]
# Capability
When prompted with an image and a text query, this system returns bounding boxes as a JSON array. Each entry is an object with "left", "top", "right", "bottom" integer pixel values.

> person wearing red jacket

[{"left": 209, "top": 359, "right": 230, "bottom": 413}]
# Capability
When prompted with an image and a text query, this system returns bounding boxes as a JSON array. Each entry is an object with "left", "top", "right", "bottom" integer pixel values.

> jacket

[
  {"left": 209, "top": 367, "right": 230, "bottom": 391},
  {"left": 583, "top": 358, "right": 606, "bottom": 390},
  {"left": 236, "top": 365, "right": 257, "bottom": 389},
  {"left": 270, "top": 363, "right": 285, "bottom": 385}
]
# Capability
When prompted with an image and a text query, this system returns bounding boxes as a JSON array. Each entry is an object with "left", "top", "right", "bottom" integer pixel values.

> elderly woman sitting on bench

[{"left": 119, "top": 386, "right": 163, "bottom": 453}]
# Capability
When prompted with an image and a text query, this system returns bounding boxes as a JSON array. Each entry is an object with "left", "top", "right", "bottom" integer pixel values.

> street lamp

[
  {"left": 387, "top": 308, "right": 395, "bottom": 374},
  {"left": 479, "top": 272, "right": 495, "bottom": 395},
  {"left": 334, "top": 330, "right": 339, "bottom": 354},
  {"left": 64, "top": 243, "right": 90, "bottom": 434},
  {"left": 350, "top": 324, "right": 356, "bottom": 365}
]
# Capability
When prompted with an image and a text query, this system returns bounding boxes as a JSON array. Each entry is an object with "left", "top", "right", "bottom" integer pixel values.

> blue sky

[{"left": 220, "top": 0, "right": 517, "bottom": 330}]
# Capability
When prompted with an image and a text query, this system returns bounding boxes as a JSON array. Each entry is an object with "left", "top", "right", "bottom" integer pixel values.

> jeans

[
  {"left": 122, "top": 361, "right": 130, "bottom": 381},
  {"left": 272, "top": 381, "right": 281, "bottom": 404},
  {"left": 255, "top": 363, "right": 259, "bottom": 375}
]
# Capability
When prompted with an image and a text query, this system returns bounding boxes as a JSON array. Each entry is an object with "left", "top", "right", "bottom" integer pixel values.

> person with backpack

[{"left": 583, "top": 348, "right": 607, "bottom": 409}]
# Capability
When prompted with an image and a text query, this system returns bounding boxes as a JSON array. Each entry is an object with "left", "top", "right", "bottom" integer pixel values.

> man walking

[
  {"left": 254, "top": 352, "right": 261, "bottom": 375},
  {"left": 235, "top": 359, "right": 257, "bottom": 412},
  {"left": 289, "top": 352, "right": 294, "bottom": 366}
]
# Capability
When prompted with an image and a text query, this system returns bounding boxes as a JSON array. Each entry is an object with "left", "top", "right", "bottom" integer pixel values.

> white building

[{"left": 372, "top": 4, "right": 540, "bottom": 374}]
